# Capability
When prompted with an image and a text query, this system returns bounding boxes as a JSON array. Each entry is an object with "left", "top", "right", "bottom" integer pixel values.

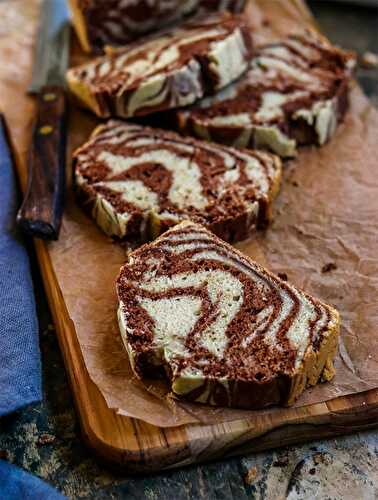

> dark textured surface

[
  {"left": 1, "top": 2, "right": 378, "bottom": 498},
  {"left": 308, "top": 0, "right": 378, "bottom": 107}
]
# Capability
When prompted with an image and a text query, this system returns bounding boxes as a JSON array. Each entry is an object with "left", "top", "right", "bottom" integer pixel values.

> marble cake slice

[
  {"left": 66, "top": 13, "right": 253, "bottom": 118},
  {"left": 176, "top": 29, "right": 356, "bottom": 157},
  {"left": 117, "top": 221, "right": 340, "bottom": 409},
  {"left": 74, "top": 120, "right": 281, "bottom": 243},
  {"left": 69, "top": 0, "right": 247, "bottom": 53}
]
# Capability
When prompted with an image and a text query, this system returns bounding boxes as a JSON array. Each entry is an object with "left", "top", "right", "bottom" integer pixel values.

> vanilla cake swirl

[
  {"left": 177, "top": 30, "right": 356, "bottom": 157},
  {"left": 117, "top": 221, "right": 340, "bottom": 409},
  {"left": 66, "top": 13, "right": 252, "bottom": 118},
  {"left": 69, "top": 0, "right": 247, "bottom": 53},
  {"left": 74, "top": 121, "right": 281, "bottom": 243}
]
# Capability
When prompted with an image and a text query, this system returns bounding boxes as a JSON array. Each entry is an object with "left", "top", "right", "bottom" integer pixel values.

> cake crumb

[
  {"left": 37, "top": 433, "right": 56, "bottom": 446},
  {"left": 360, "top": 51, "right": 378, "bottom": 69},
  {"left": 245, "top": 466, "right": 257, "bottom": 484},
  {"left": 321, "top": 262, "right": 337, "bottom": 273},
  {"left": 313, "top": 452, "right": 332, "bottom": 465},
  {"left": 273, "top": 455, "right": 289, "bottom": 467}
]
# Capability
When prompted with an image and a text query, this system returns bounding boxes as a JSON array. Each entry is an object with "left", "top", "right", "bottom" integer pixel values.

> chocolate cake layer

[
  {"left": 69, "top": 0, "right": 247, "bottom": 53},
  {"left": 117, "top": 221, "right": 340, "bottom": 409},
  {"left": 74, "top": 121, "right": 281, "bottom": 243},
  {"left": 176, "top": 30, "right": 356, "bottom": 157},
  {"left": 66, "top": 13, "right": 253, "bottom": 118}
]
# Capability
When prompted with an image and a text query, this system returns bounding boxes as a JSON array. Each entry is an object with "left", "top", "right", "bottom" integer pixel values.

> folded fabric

[
  {"left": 0, "top": 460, "right": 65, "bottom": 499},
  {"left": 0, "top": 116, "right": 66, "bottom": 498},
  {"left": 0, "top": 115, "right": 41, "bottom": 416}
]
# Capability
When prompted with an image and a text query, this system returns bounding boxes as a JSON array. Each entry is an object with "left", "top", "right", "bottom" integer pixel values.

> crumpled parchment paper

[{"left": 1, "top": 0, "right": 377, "bottom": 427}]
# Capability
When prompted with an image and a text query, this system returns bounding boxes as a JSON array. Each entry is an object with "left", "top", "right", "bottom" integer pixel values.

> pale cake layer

[
  {"left": 74, "top": 121, "right": 281, "bottom": 243},
  {"left": 69, "top": 0, "right": 247, "bottom": 53},
  {"left": 176, "top": 30, "right": 356, "bottom": 157},
  {"left": 117, "top": 221, "right": 340, "bottom": 409},
  {"left": 66, "top": 13, "right": 253, "bottom": 118}
]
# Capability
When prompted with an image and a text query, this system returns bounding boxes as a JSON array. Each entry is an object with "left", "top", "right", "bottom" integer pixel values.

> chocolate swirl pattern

[
  {"left": 74, "top": 121, "right": 281, "bottom": 243},
  {"left": 177, "top": 29, "right": 356, "bottom": 157},
  {"left": 66, "top": 13, "right": 253, "bottom": 118},
  {"left": 69, "top": 0, "right": 247, "bottom": 53},
  {"left": 117, "top": 221, "right": 340, "bottom": 409}
]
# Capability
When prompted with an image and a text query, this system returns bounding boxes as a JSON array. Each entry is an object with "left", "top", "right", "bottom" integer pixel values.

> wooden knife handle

[{"left": 17, "top": 85, "right": 67, "bottom": 240}]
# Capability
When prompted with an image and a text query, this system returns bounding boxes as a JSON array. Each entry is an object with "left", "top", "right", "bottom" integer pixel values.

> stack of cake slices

[{"left": 67, "top": 8, "right": 348, "bottom": 408}]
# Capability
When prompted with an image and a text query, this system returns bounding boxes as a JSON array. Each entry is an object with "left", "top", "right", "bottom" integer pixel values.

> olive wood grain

[{"left": 31, "top": 212, "right": 378, "bottom": 473}]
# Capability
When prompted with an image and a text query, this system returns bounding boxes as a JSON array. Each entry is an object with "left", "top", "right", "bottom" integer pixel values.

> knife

[{"left": 17, "top": 0, "right": 70, "bottom": 240}]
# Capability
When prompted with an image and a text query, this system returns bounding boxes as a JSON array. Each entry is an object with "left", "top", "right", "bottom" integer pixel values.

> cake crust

[
  {"left": 176, "top": 30, "right": 356, "bottom": 157},
  {"left": 117, "top": 221, "right": 340, "bottom": 409},
  {"left": 66, "top": 13, "right": 253, "bottom": 118},
  {"left": 74, "top": 121, "right": 281, "bottom": 243}
]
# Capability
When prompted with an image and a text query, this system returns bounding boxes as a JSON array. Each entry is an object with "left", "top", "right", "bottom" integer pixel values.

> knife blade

[{"left": 17, "top": 0, "right": 70, "bottom": 240}]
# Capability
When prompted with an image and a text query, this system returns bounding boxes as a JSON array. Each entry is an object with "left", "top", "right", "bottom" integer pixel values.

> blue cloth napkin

[
  {"left": 0, "top": 460, "right": 64, "bottom": 500},
  {"left": 0, "top": 116, "right": 41, "bottom": 416},
  {"left": 0, "top": 119, "right": 67, "bottom": 498}
]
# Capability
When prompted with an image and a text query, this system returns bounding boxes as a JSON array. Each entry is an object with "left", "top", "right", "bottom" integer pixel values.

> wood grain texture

[
  {"left": 10, "top": 0, "right": 378, "bottom": 473},
  {"left": 17, "top": 85, "right": 66, "bottom": 240}
]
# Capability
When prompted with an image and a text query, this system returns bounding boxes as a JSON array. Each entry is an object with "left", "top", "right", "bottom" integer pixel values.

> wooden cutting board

[
  {"left": 8, "top": 0, "right": 378, "bottom": 472},
  {"left": 30, "top": 253, "right": 378, "bottom": 472}
]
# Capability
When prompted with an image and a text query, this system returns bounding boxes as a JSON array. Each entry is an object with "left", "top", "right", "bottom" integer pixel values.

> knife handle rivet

[
  {"left": 39, "top": 125, "right": 53, "bottom": 135},
  {"left": 43, "top": 93, "right": 56, "bottom": 102}
]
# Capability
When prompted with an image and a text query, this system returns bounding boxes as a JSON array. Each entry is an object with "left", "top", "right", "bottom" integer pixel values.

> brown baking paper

[{"left": 1, "top": 0, "right": 377, "bottom": 428}]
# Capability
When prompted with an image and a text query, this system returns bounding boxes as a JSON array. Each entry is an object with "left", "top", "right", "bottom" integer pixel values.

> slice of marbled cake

[
  {"left": 66, "top": 13, "right": 253, "bottom": 118},
  {"left": 117, "top": 221, "right": 340, "bottom": 409},
  {"left": 176, "top": 29, "right": 356, "bottom": 157},
  {"left": 73, "top": 121, "right": 281, "bottom": 243},
  {"left": 68, "top": 0, "right": 247, "bottom": 53}
]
